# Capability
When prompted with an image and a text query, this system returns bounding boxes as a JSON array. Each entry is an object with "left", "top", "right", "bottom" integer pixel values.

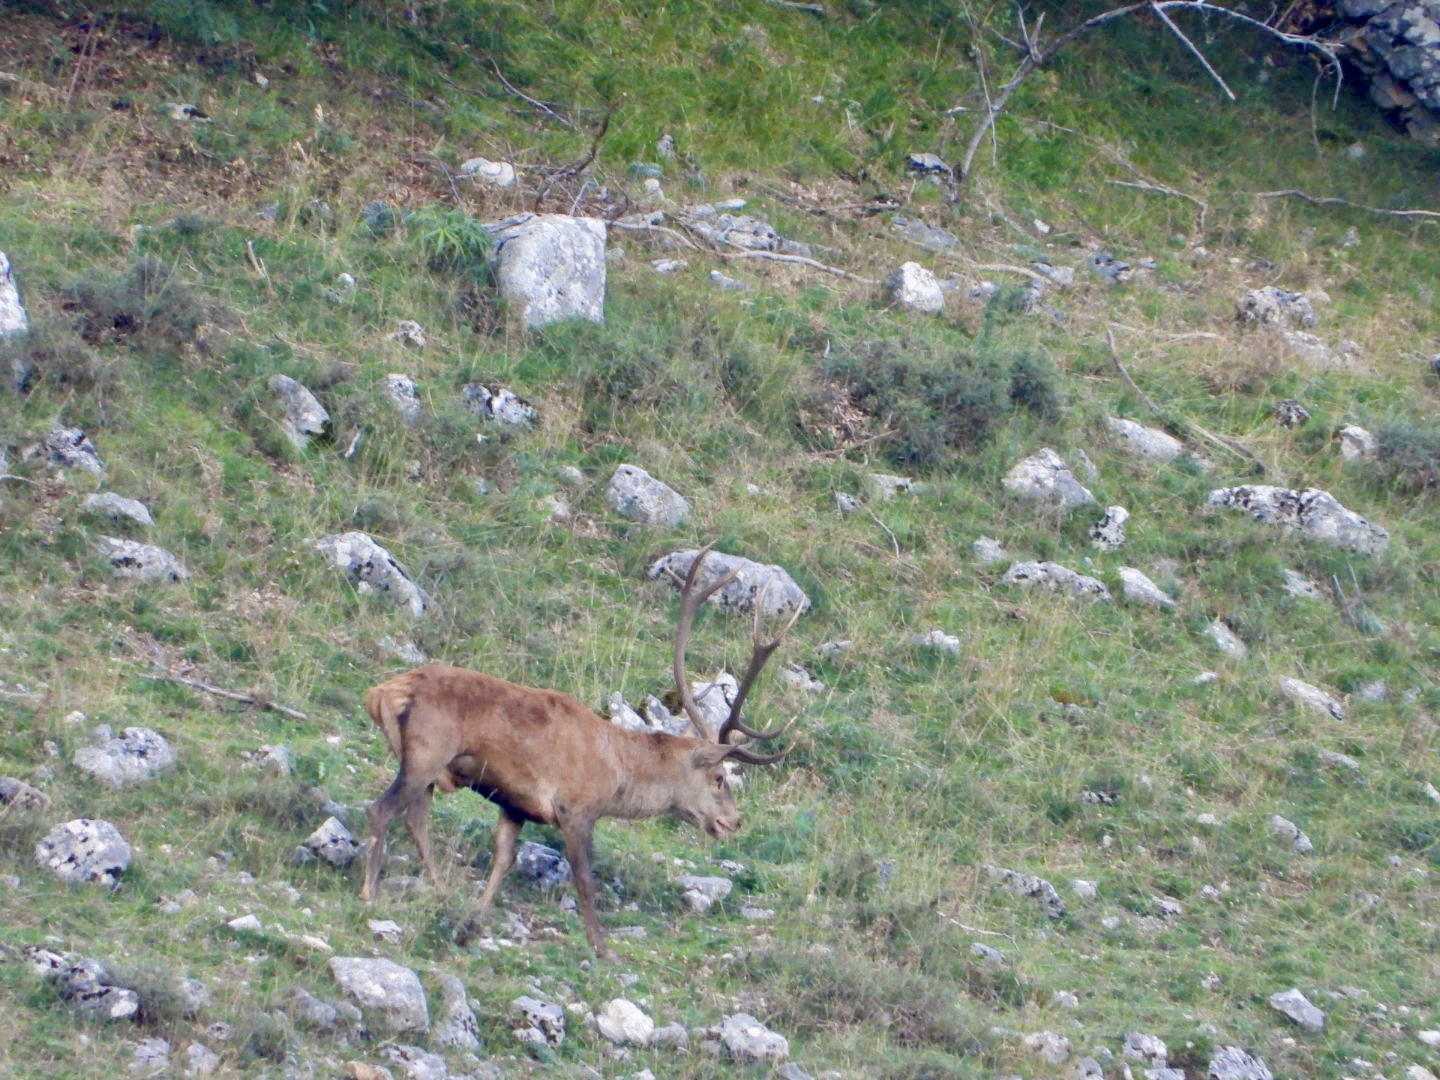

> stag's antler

[{"left": 672, "top": 545, "right": 801, "bottom": 763}]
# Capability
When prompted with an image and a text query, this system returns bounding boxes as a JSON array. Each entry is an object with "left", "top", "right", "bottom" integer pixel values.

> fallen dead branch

[
  {"left": 1253, "top": 189, "right": 1440, "bottom": 222},
  {"left": 608, "top": 219, "right": 878, "bottom": 285},
  {"left": 139, "top": 673, "right": 309, "bottom": 721}
]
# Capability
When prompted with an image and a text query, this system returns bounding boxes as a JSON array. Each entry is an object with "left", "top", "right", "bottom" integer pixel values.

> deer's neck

[{"left": 607, "top": 731, "right": 695, "bottom": 819}]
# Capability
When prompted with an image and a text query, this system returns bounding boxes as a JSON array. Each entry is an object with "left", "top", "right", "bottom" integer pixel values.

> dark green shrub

[
  {"left": 1375, "top": 420, "right": 1440, "bottom": 493},
  {"left": 405, "top": 206, "right": 493, "bottom": 276},
  {"left": 60, "top": 258, "right": 221, "bottom": 352},
  {"left": 822, "top": 333, "right": 1062, "bottom": 469}
]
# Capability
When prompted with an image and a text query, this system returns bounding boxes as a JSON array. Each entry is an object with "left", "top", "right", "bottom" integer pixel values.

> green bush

[
  {"left": 1375, "top": 420, "right": 1440, "bottom": 493},
  {"left": 60, "top": 258, "right": 221, "bottom": 353},
  {"left": 405, "top": 205, "right": 493, "bottom": 276}
]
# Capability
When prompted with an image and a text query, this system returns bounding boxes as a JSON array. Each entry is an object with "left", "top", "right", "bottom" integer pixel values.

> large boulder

[
  {"left": 313, "top": 531, "right": 430, "bottom": 617},
  {"left": 1335, "top": 1, "right": 1440, "bottom": 139},
  {"left": 604, "top": 464, "right": 691, "bottom": 526},
  {"left": 1207, "top": 485, "right": 1388, "bottom": 555},
  {"left": 35, "top": 819, "right": 132, "bottom": 885},
  {"left": 490, "top": 214, "right": 606, "bottom": 329},
  {"left": 648, "top": 549, "right": 810, "bottom": 617}
]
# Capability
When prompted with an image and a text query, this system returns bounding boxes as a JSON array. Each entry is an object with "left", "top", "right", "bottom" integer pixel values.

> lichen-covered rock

[
  {"left": 648, "top": 549, "right": 810, "bottom": 618},
  {"left": 677, "top": 874, "right": 733, "bottom": 914},
  {"left": 1238, "top": 286, "right": 1316, "bottom": 328},
  {"left": 0, "top": 775, "right": 50, "bottom": 809},
  {"left": 490, "top": 213, "right": 607, "bottom": 329},
  {"left": 1207, "top": 485, "right": 1388, "bottom": 556},
  {"left": 73, "top": 726, "right": 176, "bottom": 788},
  {"left": 604, "top": 464, "right": 691, "bottom": 526},
  {"left": 1090, "top": 505, "right": 1129, "bottom": 549},
  {"left": 1207, "top": 1046, "right": 1273, "bottom": 1080},
  {"left": 432, "top": 973, "right": 481, "bottom": 1050},
  {"left": 983, "top": 863, "right": 1067, "bottom": 918},
  {"left": 887, "top": 262, "right": 944, "bottom": 314},
  {"left": 314, "top": 531, "right": 430, "bottom": 617},
  {"left": 296, "top": 816, "right": 360, "bottom": 868},
  {"left": 35, "top": 818, "right": 132, "bottom": 884},
  {"left": 329, "top": 957, "right": 429, "bottom": 1033},
  {"left": 1001, "top": 561, "right": 1111, "bottom": 602},
  {"left": 515, "top": 841, "right": 571, "bottom": 889},
  {"left": 82, "top": 492, "right": 154, "bottom": 528},
  {"left": 35, "top": 427, "right": 105, "bottom": 476},
  {"left": 97, "top": 537, "right": 188, "bottom": 583},
  {"left": 1002, "top": 448, "right": 1096, "bottom": 509},
  {"left": 715, "top": 1012, "right": 790, "bottom": 1063},
  {"left": 510, "top": 995, "right": 565, "bottom": 1046},
  {"left": 267, "top": 374, "right": 330, "bottom": 449},
  {"left": 462, "top": 383, "right": 538, "bottom": 428},
  {"left": 381, "top": 373, "right": 422, "bottom": 422}
]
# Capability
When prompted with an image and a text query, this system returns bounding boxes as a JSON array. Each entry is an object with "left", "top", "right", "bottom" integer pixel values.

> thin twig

[
  {"left": 607, "top": 219, "right": 703, "bottom": 251},
  {"left": 481, "top": 60, "right": 575, "bottom": 130},
  {"left": 761, "top": 0, "right": 827, "bottom": 14},
  {"left": 0, "top": 474, "right": 37, "bottom": 485},
  {"left": 245, "top": 240, "right": 274, "bottom": 297},
  {"left": 1252, "top": 189, "right": 1440, "bottom": 222},
  {"left": 717, "top": 248, "right": 879, "bottom": 285},
  {"left": 533, "top": 97, "right": 621, "bottom": 212},
  {"left": 1150, "top": 1, "right": 1235, "bottom": 100},
  {"left": 863, "top": 504, "right": 902, "bottom": 558},
  {"left": 1106, "top": 178, "right": 1209, "bottom": 232},
  {"left": 139, "top": 673, "right": 309, "bottom": 721},
  {"left": 941, "top": 255, "right": 1048, "bottom": 283}
]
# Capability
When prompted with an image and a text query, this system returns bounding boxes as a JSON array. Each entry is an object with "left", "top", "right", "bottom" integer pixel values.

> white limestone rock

[
  {"left": 1268, "top": 987, "right": 1324, "bottom": 1030},
  {"left": 1337, "top": 424, "right": 1378, "bottom": 461},
  {"left": 1279, "top": 676, "right": 1345, "bottom": 720},
  {"left": 1207, "top": 485, "right": 1388, "bottom": 556},
  {"left": 490, "top": 213, "right": 607, "bottom": 329},
  {"left": 81, "top": 493, "right": 154, "bottom": 528},
  {"left": 459, "top": 156, "right": 517, "bottom": 188},
  {"left": 604, "top": 464, "right": 690, "bottom": 526},
  {"left": 648, "top": 549, "right": 810, "bottom": 618},
  {"left": 329, "top": 957, "right": 429, "bottom": 1033},
  {"left": 313, "top": 531, "right": 430, "bottom": 618},
  {"left": 267, "top": 374, "right": 330, "bottom": 449},
  {"left": 1002, "top": 448, "right": 1096, "bottom": 509},
  {"left": 596, "top": 998, "right": 655, "bottom": 1047},
  {"left": 886, "top": 261, "right": 944, "bottom": 314},
  {"left": 0, "top": 251, "right": 29, "bottom": 339},
  {"left": 1117, "top": 567, "right": 1175, "bottom": 610},
  {"left": 72, "top": 726, "right": 176, "bottom": 789},
  {"left": 97, "top": 538, "right": 188, "bottom": 583},
  {"left": 35, "top": 818, "right": 132, "bottom": 884},
  {"left": 1001, "top": 561, "right": 1111, "bottom": 602}
]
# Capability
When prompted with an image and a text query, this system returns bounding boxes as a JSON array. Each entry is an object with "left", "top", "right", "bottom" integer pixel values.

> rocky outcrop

[
  {"left": 35, "top": 819, "right": 133, "bottom": 884},
  {"left": 72, "top": 726, "right": 176, "bottom": 788},
  {"left": 313, "top": 531, "right": 430, "bottom": 617},
  {"left": 1335, "top": 1, "right": 1440, "bottom": 139},
  {"left": 648, "top": 549, "right": 810, "bottom": 617},
  {"left": 604, "top": 464, "right": 691, "bottom": 526},
  {"left": 1207, "top": 485, "right": 1388, "bottom": 555}
]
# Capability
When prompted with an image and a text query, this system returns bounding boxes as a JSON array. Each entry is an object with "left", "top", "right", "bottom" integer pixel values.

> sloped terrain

[{"left": 1, "top": 3, "right": 1439, "bottom": 1078}]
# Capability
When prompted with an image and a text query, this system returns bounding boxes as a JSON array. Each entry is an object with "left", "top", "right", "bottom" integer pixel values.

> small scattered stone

[
  {"left": 0, "top": 775, "right": 49, "bottom": 810},
  {"left": 511, "top": 995, "right": 565, "bottom": 1046},
  {"left": 515, "top": 841, "right": 571, "bottom": 889},
  {"left": 329, "top": 957, "right": 429, "bottom": 1033},
  {"left": 1206, "top": 620, "right": 1247, "bottom": 659},
  {"left": 1279, "top": 676, "right": 1344, "bottom": 720},
  {"left": 1271, "top": 400, "right": 1312, "bottom": 428},
  {"left": 715, "top": 1013, "right": 789, "bottom": 1063},
  {"left": 35, "top": 819, "right": 132, "bottom": 884},
  {"left": 1117, "top": 567, "right": 1175, "bottom": 610},
  {"left": 297, "top": 817, "right": 360, "bottom": 868},
  {"left": 983, "top": 864, "right": 1066, "bottom": 918},
  {"left": 1337, "top": 424, "right": 1378, "bottom": 461},
  {"left": 677, "top": 874, "right": 732, "bottom": 914},
  {"left": 907, "top": 629, "right": 961, "bottom": 656},
  {"left": 1001, "top": 561, "right": 1110, "bottom": 602},
  {"left": 1268, "top": 815, "right": 1314, "bottom": 854},
  {"left": 96, "top": 538, "right": 188, "bottom": 583},
  {"left": 1268, "top": 987, "right": 1324, "bottom": 1031},
  {"left": 459, "top": 156, "right": 517, "bottom": 188},
  {"left": 81, "top": 493, "right": 154, "bottom": 528},
  {"left": 866, "top": 473, "right": 914, "bottom": 500},
  {"left": 1023, "top": 1030, "right": 1072, "bottom": 1065},
  {"left": 1002, "top": 448, "right": 1096, "bottom": 509},
  {"left": 1090, "top": 506, "right": 1129, "bottom": 549},
  {"left": 596, "top": 998, "right": 655, "bottom": 1047},
  {"left": 605, "top": 464, "right": 691, "bottom": 527},
  {"left": 973, "top": 536, "right": 1007, "bottom": 563}
]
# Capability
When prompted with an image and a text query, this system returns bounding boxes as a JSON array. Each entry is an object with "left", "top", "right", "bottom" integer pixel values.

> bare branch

[
  {"left": 483, "top": 60, "right": 576, "bottom": 130},
  {"left": 1252, "top": 189, "right": 1440, "bottom": 222},
  {"left": 1150, "top": 2, "right": 1235, "bottom": 99},
  {"left": 139, "top": 673, "right": 309, "bottom": 721}
]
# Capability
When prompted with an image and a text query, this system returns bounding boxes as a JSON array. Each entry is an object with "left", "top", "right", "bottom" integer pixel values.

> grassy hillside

[{"left": 1, "top": 2, "right": 1439, "bottom": 1078}]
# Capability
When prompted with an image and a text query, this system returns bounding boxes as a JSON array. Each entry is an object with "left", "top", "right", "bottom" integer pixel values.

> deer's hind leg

[
  {"left": 360, "top": 771, "right": 434, "bottom": 901},
  {"left": 476, "top": 806, "right": 523, "bottom": 912}
]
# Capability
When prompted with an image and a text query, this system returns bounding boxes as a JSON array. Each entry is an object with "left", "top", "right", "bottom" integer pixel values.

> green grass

[{"left": 2, "top": 2, "right": 1440, "bottom": 1078}]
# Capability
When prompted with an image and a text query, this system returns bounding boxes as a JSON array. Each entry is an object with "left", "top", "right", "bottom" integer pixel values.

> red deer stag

[{"left": 358, "top": 546, "right": 801, "bottom": 957}]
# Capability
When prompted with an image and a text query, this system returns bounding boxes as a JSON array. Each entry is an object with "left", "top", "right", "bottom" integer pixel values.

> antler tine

[
  {"left": 715, "top": 579, "right": 805, "bottom": 747},
  {"left": 673, "top": 544, "right": 743, "bottom": 741},
  {"left": 723, "top": 738, "right": 795, "bottom": 766}
]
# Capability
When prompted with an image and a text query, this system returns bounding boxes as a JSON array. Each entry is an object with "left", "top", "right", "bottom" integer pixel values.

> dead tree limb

[
  {"left": 957, "top": 1, "right": 1343, "bottom": 187},
  {"left": 1252, "top": 189, "right": 1440, "bottom": 223},
  {"left": 533, "top": 97, "right": 621, "bottom": 212},
  {"left": 139, "top": 673, "right": 309, "bottom": 721}
]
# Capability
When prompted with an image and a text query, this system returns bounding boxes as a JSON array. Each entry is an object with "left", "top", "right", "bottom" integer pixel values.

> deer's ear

[{"left": 689, "top": 743, "right": 732, "bottom": 770}]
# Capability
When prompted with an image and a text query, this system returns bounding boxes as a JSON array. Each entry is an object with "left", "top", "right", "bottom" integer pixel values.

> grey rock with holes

[
  {"left": 0, "top": 251, "right": 29, "bottom": 339},
  {"left": 1002, "top": 448, "right": 1096, "bottom": 509},
  {"left": 1001, "top": 561, "right": 1111, "bottom": 602},
  {"left": 432, "top": 973, "right": 481, "bottom": 1049},
  {"left": 82, "top": 492, "right": 154, "bottom": 528},
  {"left": 97, "top": 537, "right": 188, "bottom": 583},
  {"left": 383, "top": 1044, "right": 448, "bottom": 1080},
  {"left": 489, "top": 213, "right": 607, "bottom": 329},
  {"left": 649, "top": 549, "right": 810, "bottom": 617},
  {"left": 1117, "top": 567, "right": 1175, "bottom": 610},
  {"left": 35, "top": 818, "right": 132, "bottom": 885},
  {"left": 686, "top": 213, "right": 810, "bottom": 257},
  {"left": 0, "top": 775, "right": 50, "bottom": 809},
  {"left": 296, "top": 816, "right": 360, "bottom": 868},
  {"left": 1238, "top": 286, "right": 1317, "bottom": 328},
  {"left": 678, "top": 874, "right": 733, "bottom": 914},
  {"left": 887, "top": 262, "right": 944, "bottom": 314},
  {"left": 381, "top": 373, "right": 423, "bottom": 422},
  {"left": 511, "top": 995, "right": 566, "bottom": 1046},
  {"left": 1208, "top": 1046, "right": 1273, "bottom": 1080},
  {"left": 329, "top": 957, "right": 429, "bottom": 1033},
  {"left": 31, "top": 951, "right": 142, "bottom": 1021},
  {"left": 714, "top": 1012, "right": 790, "bottom": 1063},
  {"left": 463, "top": 383, "right": 538, "bottom": 428},
  {"left": 73, "top": 726, "right": 176, "bottom": 789},
  {"left": 314, "top": 531, "right": 430, "bottom": 617},
  {"left": 1208, "top": 485, "right": 1388, "bottom": 556},
  {"left": 34, "top": 427, "right": 105, "bottom": 475},
  {"left": 267, "top": 374, "right": 330, "bottom": 449},
  {"left": 604, "top": 464, "right": 691, "bottom": 526},
  {"left": 515, "top": 841, "right": 571, "bottom": 889},
  {"left": 1272, "top": 399, "right": 1311, "bottom": 428},
  {"left": 983, "top": 863, "right": 1067, "bottom": 918},
  {"left": 1091, "top": 505, "right": 1129, "bottom": 549},
  {"left": 1268, "top": 987, "right": 1324, "bottom": 1030},
  {"left": 1124, "top": 1033, "right": 1169, "bottom": 1064}
]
